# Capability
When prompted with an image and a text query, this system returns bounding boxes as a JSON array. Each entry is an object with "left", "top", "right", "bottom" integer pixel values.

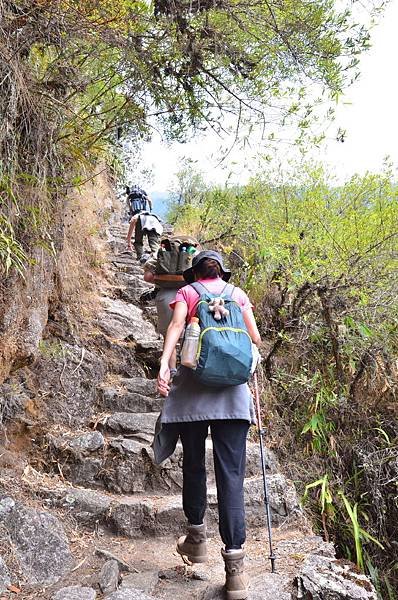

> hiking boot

[
  {"left": 221, "top": 548, "right": 249, "bottom": 600},
  {"left": 176, "top": 523, "right": 208, "bottom": 563}
]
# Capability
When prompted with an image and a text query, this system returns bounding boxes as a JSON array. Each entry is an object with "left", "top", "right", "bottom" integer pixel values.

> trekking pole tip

[{"left": 270, "top": 555, "right": 276, "bottom": 573}]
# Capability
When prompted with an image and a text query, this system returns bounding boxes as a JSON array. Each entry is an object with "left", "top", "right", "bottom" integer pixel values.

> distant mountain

[{"left": 151, "top": 191, "right": 170, "bottom": 219}]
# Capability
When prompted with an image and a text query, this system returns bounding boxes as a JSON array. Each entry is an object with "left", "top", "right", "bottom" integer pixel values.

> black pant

[{"left": 177, "top": 419, "right": 249, "bottom": 550}]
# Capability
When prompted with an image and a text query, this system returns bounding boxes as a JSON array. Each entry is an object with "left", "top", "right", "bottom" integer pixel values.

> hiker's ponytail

[{"left": 194, "top": 258, "right": 222, "bottom": 280}]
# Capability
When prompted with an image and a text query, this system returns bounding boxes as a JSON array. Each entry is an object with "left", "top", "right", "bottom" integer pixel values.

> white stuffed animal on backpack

[{"left": 208, "top": 297, "right": 230, "bottom": 320}]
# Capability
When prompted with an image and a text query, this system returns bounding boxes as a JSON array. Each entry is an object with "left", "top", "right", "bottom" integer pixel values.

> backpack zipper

[{"left": 195, "top": 326, "right": 251, "bottom": 360}]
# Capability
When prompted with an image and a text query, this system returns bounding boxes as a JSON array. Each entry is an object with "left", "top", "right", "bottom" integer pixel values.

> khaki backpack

[{"left": 154, "top": 236, "right": 198, "bottom": 288}]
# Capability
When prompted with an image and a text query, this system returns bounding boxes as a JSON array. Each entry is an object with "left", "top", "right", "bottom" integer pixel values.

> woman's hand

[{"left": 157, "top": 361, "right": 171, "bottom": 397}]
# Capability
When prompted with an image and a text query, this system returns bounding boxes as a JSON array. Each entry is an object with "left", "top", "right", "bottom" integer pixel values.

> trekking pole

[{"left": 253, "top": 370, "right": 276, "bottom": 573}]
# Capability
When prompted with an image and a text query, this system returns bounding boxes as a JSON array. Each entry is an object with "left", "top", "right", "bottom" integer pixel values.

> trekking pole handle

[{"left": 253, "top": 370, "right": 262, "bottom": 423}]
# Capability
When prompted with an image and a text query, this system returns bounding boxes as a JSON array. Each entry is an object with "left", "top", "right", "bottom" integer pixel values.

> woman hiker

[{"left": 155, "top": 250, "right": 261, "bottom": 600}]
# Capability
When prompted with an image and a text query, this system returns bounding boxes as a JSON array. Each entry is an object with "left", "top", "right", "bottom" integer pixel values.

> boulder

[
  {"left": 293, "top": 554, "right": 378, "bottom": 599},
  {"left": 52, "top": 586, "right": 97, "bottom": 600},
  {"left": 99, "top": 559, "right": 120, "bottom": 594},
  {"left": 50, "top": 431, "right": 105, "bottom": 454},
  {"left": 95, "top": 548, "right": 132, "bottom": 573},
  {"left": 0, "top": 498, "right": 73, "bottom": 585}
]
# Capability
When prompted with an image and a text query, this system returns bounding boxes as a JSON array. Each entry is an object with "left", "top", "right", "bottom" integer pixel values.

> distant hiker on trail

[
  {"left": 142, "top": 236, "right": 199, "bottom": 370},
  {"left": 126, "top": 211, "right": 163, "bottom": 259},
  {"left": 125, "top": 184, "right": 152, "bottom": 217},
  {"left": 153, "top": 250, "right": 261, "bottom": 600}
]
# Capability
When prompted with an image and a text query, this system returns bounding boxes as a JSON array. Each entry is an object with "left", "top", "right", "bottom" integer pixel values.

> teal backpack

[{"left": 190, "top": 282, "right": 253, "bottom": 387}]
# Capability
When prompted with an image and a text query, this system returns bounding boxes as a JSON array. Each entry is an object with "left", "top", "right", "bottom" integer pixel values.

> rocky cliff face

[
  {"left": 0, "top": 170, "right": 116, "bottom": 385},
  {"left": 0, "top": 246, "right": 55, "bottom": 381},
  {"left": 0, "top": 183, "right": 377, "bottom": 599}
]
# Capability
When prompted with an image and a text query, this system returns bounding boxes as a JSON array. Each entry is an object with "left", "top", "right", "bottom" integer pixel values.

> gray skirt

[
  {"left": 155, "top": 288, "right": 177, "bottom": 336},
  {"left": 160, "top": 366, "right": 256, "bottom": 425}
]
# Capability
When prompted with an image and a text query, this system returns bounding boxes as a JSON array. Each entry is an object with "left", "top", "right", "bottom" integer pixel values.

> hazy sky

[{"left": 141, "top": 1, "right": 398, "bottom": 192}]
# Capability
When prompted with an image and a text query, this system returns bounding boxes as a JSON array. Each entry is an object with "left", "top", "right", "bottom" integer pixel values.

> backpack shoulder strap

[
  {"left": 221, "top": 283, "right": 235, "bottom": 298},
  {"left": 190, "top": 281, "right": 209, "bottom": 296},
  {"left": 192, "top": 281, "right": 235, "bottom": 297}
]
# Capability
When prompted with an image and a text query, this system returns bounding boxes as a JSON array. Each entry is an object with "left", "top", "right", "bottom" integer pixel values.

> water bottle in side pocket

[{"left": 181, "top": 317, "right": 201, "bottom": 369}]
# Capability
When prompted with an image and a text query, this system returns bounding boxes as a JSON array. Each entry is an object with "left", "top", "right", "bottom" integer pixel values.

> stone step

[
  {"left": 108, "top": 233, "right": 127, "bottom": 243},
  {"left": 42, "top": 473, "right": 302, "bottom": 539},
  {"left": 113, "top": 271, "right": 149, "bottom": 289},
  {"left": 111, "top": 252, "right": 136, "bottom": 264},
  {"left": 111, "top": 284, "right": 154, "bottom": 308},
  {"left": 107, "top": 240, "right": 129, "bottom": 255},
  {"left": 201, "top": 573, "right": 292, "bottom": 600},
  {"left": 102, "top": 389, "right": 163, "bottom": 414},
  {"left": 106, "top": 377, "right": 159, "bottom": 397},
  {"left": 104, "top": 411, "right": 160, "bottom": 435},
  {"left": 46, "top": 425, "right": 278, "bottom": 495},
  {"left": 98, "top": 298, "right": 160, "bottom": 348},
  {"left": 112, "top": 261, "right": 144, "bottom": 275}
]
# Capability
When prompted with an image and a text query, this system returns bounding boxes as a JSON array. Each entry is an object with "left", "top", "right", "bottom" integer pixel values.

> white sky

[{"left": 140, "top": 0, "right": 398, "bottom": 193}]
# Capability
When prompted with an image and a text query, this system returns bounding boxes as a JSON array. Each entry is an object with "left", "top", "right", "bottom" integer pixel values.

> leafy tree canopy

[
  {"left": 0, "top": 0, "right": 385, "bottom": 274},
  {"left": 1, "top": 0, "right": 383, "bottom": 169}
]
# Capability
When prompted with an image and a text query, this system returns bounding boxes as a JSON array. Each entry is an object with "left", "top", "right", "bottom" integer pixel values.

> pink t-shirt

[{"left": 170, "top": 278, "right": 253, "bottom": 322}]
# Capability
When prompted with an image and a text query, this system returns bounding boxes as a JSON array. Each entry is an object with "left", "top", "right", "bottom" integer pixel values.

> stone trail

[
  {"left": 38, "top": 220, "right": 302, "bottom": 541},
  {"left": 0, "top": 214, "right": 377, "bottom": 599}
]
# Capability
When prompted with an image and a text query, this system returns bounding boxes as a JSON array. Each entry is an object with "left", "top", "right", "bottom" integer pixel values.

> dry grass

[{"left": 55, "top": 166, "right": 120, "bottom": 339}]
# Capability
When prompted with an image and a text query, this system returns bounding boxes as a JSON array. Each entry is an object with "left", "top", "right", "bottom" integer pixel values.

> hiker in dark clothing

[
  {"left": 125, "top": 185, "right": 152, "bottom": 216},
  {"left": 126, "top": 211, "right": 163, "bottom": 259},
  {"left": 155, "top": 251, "right": 261, "bottom": 600}
]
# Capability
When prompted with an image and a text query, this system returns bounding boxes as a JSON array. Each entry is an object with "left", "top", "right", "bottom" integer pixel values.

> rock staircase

[
  {"left": 40, "top": 218, "right": 301, "bottom": 543},
  {"left": 0, "top": 213, "right": 378, "bottom": 599}
]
